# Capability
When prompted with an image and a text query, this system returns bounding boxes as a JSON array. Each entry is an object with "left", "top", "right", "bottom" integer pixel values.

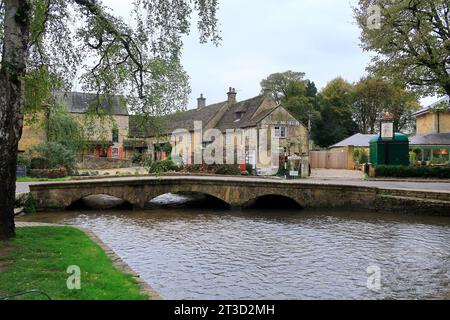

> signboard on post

[
  {"left": 381, "top": 122, "right": 394, "bottom": 140},
  {"left": 380, "top": 114, "right": 395, "bottom": 141},
  {"left": 288, "top": 156, "right": 302, "bottom": 161}
]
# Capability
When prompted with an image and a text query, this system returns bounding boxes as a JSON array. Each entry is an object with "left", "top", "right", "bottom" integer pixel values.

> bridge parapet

[{"left": 28, "top": 176, "right": 450, "bottom": 215}]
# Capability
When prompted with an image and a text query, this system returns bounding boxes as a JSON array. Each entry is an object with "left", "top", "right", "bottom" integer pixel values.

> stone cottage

[
  {"left": 130, "top": 88, "right": 310, "bottom": 175},
  {"left": 19, "top": 92, "right": 130, "bottom": 160}
]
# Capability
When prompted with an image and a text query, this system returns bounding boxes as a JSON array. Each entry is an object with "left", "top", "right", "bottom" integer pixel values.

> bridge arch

[
  {"left": 66, "top": 193, "right": 134, "bottom": 210},
  {"left": 147, "top": 192, "right": 231, "bottom": 210},
  {"left": 242, "top": 194, "right": 303, "bottom": 210},
  {"left": 145, "top": 188, "right": 231, "bottom": 209}
]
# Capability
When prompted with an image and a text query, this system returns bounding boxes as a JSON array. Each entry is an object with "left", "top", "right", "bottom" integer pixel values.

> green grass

[
  {"left": 16, "top": 177, "right": 70, "bottom": 182},
  {"left": 0, "top": 227, "right": 148, "bottom": 300}
]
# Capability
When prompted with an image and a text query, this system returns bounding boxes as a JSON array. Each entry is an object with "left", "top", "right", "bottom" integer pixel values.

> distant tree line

[{"left": 261, "top": 71, "right": 420, "bottom": 148}]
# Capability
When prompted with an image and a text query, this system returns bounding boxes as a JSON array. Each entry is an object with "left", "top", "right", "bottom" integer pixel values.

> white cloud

[{"left": 103, "top": 0, "right": 373, "bottom": 108}]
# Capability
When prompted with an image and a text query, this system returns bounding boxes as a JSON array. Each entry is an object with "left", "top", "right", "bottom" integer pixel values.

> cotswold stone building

[
  {"left": 19, "top": 92, "right": 130, "bottom": 160},
  {"left": 410, "top": 96, "right": 450, "bottom": 162},
  {"left": 130, "top": 88, "right": 310, "bottom": 175}
]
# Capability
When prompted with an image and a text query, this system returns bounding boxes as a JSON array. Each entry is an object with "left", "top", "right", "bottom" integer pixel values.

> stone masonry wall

[{"left": 79, "top": 155, "right": 132, "bottom": 170}]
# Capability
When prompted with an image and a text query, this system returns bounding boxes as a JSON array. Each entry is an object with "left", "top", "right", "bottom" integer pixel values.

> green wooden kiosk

[
  {"left": 370, "top": 133, "right": 410, "bottom": 166},
  {"left": 369, "top": 115, "right": 410, "bottom": 166}
]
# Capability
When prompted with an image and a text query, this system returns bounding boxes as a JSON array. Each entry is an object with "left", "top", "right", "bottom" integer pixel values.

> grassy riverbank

[{"left": 0, "top": 227, "right": 148, "bottom": 300}]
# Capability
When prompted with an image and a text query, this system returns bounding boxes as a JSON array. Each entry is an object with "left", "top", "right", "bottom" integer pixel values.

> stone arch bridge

[{"left": 29, "top": 176, "right": 450, "bottom": 214}]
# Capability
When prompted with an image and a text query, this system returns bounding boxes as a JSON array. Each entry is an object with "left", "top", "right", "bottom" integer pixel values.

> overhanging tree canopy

[
  {"left": 0, "top": 0, "right": 221, "bottom": 239},
  {"left": 355, "top": 0, "right": 450, "bottom": 97}
]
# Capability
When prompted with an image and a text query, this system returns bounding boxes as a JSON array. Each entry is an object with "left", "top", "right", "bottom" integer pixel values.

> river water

[{"left": 19, "top": 197, "right": 450, "bottom": 300}]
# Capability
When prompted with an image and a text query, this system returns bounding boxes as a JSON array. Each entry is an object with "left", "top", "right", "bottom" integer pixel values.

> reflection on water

[{"left": 19, "top": 208, "right": 450, "bottom": 300}]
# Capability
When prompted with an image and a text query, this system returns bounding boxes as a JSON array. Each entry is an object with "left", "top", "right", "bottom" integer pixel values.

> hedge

[
  {"left": 214, "top": 164, "right": 242, "bottom": 176},
  {"left": 374, "top": 165, "right": 450, "bottom": 179},
  {"left": 29, "top": 168, "right": 68, "bottom": 179},
  {"left": 149, "top": 160, "right": 178, "bottom": 174},
  {"left": 182, "top": 164, "right": 243, "bottom": 176}
]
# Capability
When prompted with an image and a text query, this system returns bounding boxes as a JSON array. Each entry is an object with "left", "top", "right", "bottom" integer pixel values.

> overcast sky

[{"left": 103, "top": 0, "right": 433, "bottom": 108}]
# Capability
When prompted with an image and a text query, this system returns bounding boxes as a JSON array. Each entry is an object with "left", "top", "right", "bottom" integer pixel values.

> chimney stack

[
  {"left": 197, "top": 93, "right": 206, "bottom": 109},
  {"left": 227, "top": 87, "right": 237, "bottom": 105}
]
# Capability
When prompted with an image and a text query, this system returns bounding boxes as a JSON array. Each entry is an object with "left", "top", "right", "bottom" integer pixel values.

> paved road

[{"left": 16, "top": 175, "right": 450, "bottom": 193}]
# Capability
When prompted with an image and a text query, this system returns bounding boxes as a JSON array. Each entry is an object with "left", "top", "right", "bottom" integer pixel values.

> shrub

[
  {"left": 182, "top": 164, "right": 203, "bottom": 173},
  {"left": 358, "top": 150, "right": 369, "bottom": 164},
  {"left": 155, "top": 143, "right": 173, "bottom": 156},
  {"left": 32, "top": 142, "right": 76, "bottom": 174},
  {"left": 352, "top": 149, "right": 361, "bottom": 163},
  {"left": 30, "top": 157, "right": 48, "bottom": 169},
  {"left": 412, "top": 148, "right": 422, "bottom": 155},
  {"left": 430, "top": 158, "right": 449, "bottom": 165},
  {"left": 374, "top": 165, "right": 450, "bottom": 179},
  {"left": 409, "top": 152, "right": 417, "bottom": 166},
  {"left": 24, "top": 193, "right": 38, "bottom": 214},
  {"left": 214, "top": 164, "right": 242, "bottom": 176},
  {"left": 17, "top": 153, "right": 32, "bottom": 169},
  {"left": 149, "top": 160, "right": 178, "bottom": 174},
  {"left": 277, "top": 165, "right": 287, "bottom": 177},
  {"left": 179, "top": 164, "right": 243, "bottom": 176},
  {"left": 29, "top": 168, "right": 68, "bottom": 179},
  {"left": 132, "top": 152, "right": 143, "bottom": 164}
]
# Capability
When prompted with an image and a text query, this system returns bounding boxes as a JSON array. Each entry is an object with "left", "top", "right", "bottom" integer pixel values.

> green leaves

[
  {"left": 3, "top": 0, "right": 221, "bottom": 118},
  {"left": 23, "top": 66, "right": 60, "bottom": 119},
  {"left": 312, "top": 78, "right": 359, "bottom": 148},
  {"left": 47, "top": 105, "right": 87, "bottom": 153},
  {"left": 353, "top": 77, "right": 420, "bottom": 134},
  {"left": 74, "top": 0, "right": 220, "bottom": 113},
  {"left": 260, "top": 71, "right": 306, "bottom": 103},
  {"left": 31, "top": 142, "right": 77, "bottom": 174},
  {"left": 355, "top": 0, "right": 450, "bottom": 96},
  {"left": 260, "top": 71, "right": 319, "bottom": 127}
]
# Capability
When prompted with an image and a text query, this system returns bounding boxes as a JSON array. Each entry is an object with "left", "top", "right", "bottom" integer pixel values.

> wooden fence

[{"left": 310, "top": 150, "right": 350, "bottom": 170}]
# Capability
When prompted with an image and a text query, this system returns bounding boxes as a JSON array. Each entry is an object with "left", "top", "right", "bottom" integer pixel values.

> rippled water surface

[{"left": 21, "top": 208, "right": 450, "bottom": 300}]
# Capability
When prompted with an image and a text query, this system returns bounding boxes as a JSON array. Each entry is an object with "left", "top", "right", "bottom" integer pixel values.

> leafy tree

[
  {"left": 32, "top": 142, "right": 77, "bottom": 174},
  {"left": 386, "top": 84, "right": 420, "bottom": 132},
  {"left": 355, "top": 0, "right": 450, "bottom": 96},
  {"left": 306, "top": 80, "right": 318, "bottom": 98},
  {"left": 47, "top": 105, "right": 87, "bottom": 153},
  {"left": 353, "top": 77, "right": 420, "bottom": 133},
  {"left": 282, "top": 81, "right": 320, "bottom": 126},
  {"left": 312, "top": 77, "right": 358, "bottom": 148},
  {"left": 260, "top": 71, "right": 320, "bottom": 127},
  {"left": 0, "top": 0, "right": 220, "bottom": 239},
  {"left": 353, "top": 77, "right": 388, "bottom": 134},
  {"left": 260, "top": 71, "right": 306, "bottom": 104}
]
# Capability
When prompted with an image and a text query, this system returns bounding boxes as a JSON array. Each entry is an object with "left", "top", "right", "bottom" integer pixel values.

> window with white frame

[{"left": 274, "top": 126, "right": 286, "bottom": 138}]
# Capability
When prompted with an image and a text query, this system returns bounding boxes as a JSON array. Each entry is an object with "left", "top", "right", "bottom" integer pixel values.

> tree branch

[{"left": 72, "top": 0, "right": 146, "bottom": 98}]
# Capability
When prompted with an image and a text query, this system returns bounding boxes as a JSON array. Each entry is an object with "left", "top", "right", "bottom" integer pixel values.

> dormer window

[{"left": 235, "top": 111, "right": 245, "bottom": 122}]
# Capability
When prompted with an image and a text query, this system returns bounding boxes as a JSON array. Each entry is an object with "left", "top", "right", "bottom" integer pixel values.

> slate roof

[
  {"left": 129, "top": 94, "right": 281, "bottom": 138},
  {"left": 409, "top": 133, "right": 450, "bottom": 146},
  {"left": 55, "top": 91, "right": 129, "bottom": 116},
  {"left": 214, "top": 95, "right": 270, "bottom": 132},
  {"left": 330, "top": 133, "right": 375, "bottom": 148},
  {"left": 413, "top": 95, "right": 449, "bottom": 117}
]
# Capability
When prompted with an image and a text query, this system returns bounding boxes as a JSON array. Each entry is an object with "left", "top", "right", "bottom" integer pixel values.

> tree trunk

[
  {"left": 0, "top": 0, "right": 30, "bottom": 240},
  {"left": 445, "top": 82, "right": 450, "bottom": 98}
]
